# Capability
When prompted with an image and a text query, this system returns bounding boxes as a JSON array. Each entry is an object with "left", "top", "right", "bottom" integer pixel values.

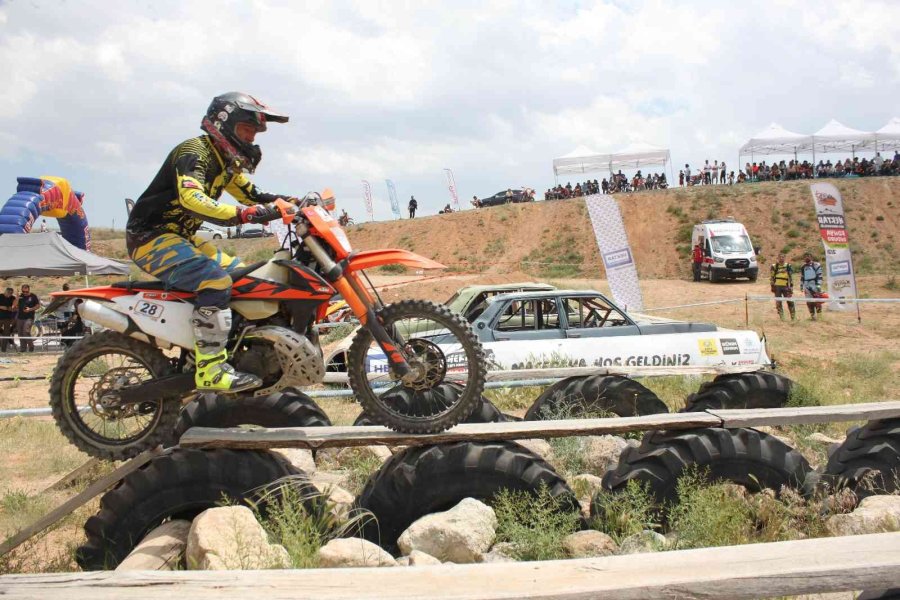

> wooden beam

[
  {"left": 177, "top": 401, "right": 900, "bottom": 451},
  {"left": 322, "top": 363, "right": 765, "bottom": 384},
  {"left": 0, "top": 448, "right": 165, "bottom": 557},
  {"left": 2, "top": 532, "right": 899, "bottom": 599},
  {"left": 178, "top": 412, "right": 722, "bottom": 450},
  {"left": 708, "top": 400, "right": 900, "bottom": 428},
  {"left": 42, "top": 458, "right": 103, "bottom": 494}
]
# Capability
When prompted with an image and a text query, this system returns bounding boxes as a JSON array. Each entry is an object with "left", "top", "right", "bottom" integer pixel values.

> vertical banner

[
  {"left": 385, "top": 179, "right": 401, "bottom": 219},
  {"left": 444, "top": 168, "right": 460, "bottom": 211},
  {"left": 362, "top": 180, "right": 374, "bottom": 222},
  {"left": 584, "top": 194, "right": 644, "bottom": 311},
  {"left": 810, "top": 182, "right": 857, "bottom": 310}
]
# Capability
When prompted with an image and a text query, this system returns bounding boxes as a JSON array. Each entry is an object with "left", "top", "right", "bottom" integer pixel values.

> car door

[
  {"left": 561, "top": 295, "right": 640, "bottom": 339},
  {"left": 491, "top": 297, "right": 565, "bottom": 342}
]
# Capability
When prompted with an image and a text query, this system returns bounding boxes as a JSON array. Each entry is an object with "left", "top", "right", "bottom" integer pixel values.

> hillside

[{"left": 344, "top": 178, "right": 900, "bottom": 280}]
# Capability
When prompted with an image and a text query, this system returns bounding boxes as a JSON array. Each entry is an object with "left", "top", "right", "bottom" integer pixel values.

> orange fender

[{"left": 347, "top": 249, "right": 445, "bottom": 273}]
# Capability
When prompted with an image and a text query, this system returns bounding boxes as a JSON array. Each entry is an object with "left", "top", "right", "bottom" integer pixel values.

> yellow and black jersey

[{"left": 126, "top": 135, "right": 282, "bottom": 247}]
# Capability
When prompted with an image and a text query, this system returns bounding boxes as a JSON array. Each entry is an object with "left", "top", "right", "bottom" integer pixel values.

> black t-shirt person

[
  {"left": 0, "top": 290, "right": 15, "bottom": 320},
  {"left": 16, "top": 290, "right": 40, "bottom": 320}
]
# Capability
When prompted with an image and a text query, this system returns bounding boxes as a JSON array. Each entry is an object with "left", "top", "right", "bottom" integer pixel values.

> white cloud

[{"left": 0, "top": 0, "right": 895, "bottom": 225}]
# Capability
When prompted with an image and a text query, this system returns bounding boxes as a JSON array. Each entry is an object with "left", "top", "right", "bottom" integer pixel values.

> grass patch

[
  {"left": 493, "top": 484, "right": 581, "bottom": 561},
  {"left": 590, "top": 480, "right": 658, "bottom": 543},
  {"left": 319, "top": 324, "right": 355, "bottom": 346},
  {"left": 643, "top": 376, "right": 705, "bottom": 412},
  {"left": 377, "top": 263, "right": 407, "bottom": 274},
  {"left": 255, "top": 479, "right": 373, "bottom": 568},
  {"left": 675, "top": 224, "right": 692, "bottom": 244},
  {"left": 484, "top": 385, "right": 544, "bottom": 412}
]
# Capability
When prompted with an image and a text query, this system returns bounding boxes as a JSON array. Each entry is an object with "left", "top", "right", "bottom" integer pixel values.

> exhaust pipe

[{"left": 78, "top": 300, "right": 159, "bottom": 346}]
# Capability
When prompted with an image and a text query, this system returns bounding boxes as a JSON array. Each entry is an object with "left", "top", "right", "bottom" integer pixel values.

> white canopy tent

[
  {"left": 738, "top": 123, "right": 813, "bottom": 162},
  {"left": 811, "top": 119, "right": 876, "bottom": 157},
  {"left": 875, "top": 117, "right": 900, "bottom": 152},
  {"left": 553, "top": 142, "right": 672, "bottom": 181}
]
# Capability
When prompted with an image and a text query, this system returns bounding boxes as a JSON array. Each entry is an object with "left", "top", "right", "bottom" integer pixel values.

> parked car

[
  {"left": 235, "top": 225, "right": 274, "bottom": 239},
  {"left": 479, "top": 189, "right": 534, "bottom": 207},
  {"left": 194, "top": 225, "right": 224, "bottom": 241},
  {"left": 356, "top": 289, "right": 771, "bottom": 374},
  {"left": 324, "top": 282, "right": 555, "bottom": 371},
  {"left": 692, "top": 219, "right": 760, "bottom": 282}
]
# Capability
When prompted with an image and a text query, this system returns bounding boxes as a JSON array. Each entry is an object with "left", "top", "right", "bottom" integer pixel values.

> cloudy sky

[{"left": 0, "top": 0, "right": 897, "bottom": 227}]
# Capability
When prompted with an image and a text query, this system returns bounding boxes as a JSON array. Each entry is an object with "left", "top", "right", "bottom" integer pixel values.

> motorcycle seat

[{"left": 110, "top": 261, "right": 268, "bottom": 293}]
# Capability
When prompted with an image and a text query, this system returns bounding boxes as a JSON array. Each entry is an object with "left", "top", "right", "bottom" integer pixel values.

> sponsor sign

[
  {"left": 810, "top": 183, "right": 857, "bottom": 309},
  {"left": 697, "top": 338, "right": 719, "bottom": 356},
  {"left": 585, "top": 195, "right": 644, "bottom": 311},
  {"left": 444, "top": 169, "right": 460, "bottom": 211},
  {"left": 602, "top": 247, "right": 634, "bottom": 269},
  {"left": 719, "top": 338, "right": 740, "bottom": 355}
]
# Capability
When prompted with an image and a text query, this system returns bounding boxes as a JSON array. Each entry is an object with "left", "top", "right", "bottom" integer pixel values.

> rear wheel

[
  {"left": 49, "top": 331, "right": 179, "bottom": 460},
  {"left": 347, "top": 300, "right": 486, "bottom": 433}
]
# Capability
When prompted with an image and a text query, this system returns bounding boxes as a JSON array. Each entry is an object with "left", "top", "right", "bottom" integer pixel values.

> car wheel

[{"left": 213, "top": 233, "right": 222, "bottom": 240}]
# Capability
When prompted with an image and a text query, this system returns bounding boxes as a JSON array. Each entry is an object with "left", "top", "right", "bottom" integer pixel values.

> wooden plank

[
  {"left": 178, "top": 412, "right": 722, "bottom": 450},
  {"left": 322, "top": 363, "right": 765, "bottom": 384},
  {"left": 708, "top": 400, "right": 900, "bottom": 428},
  {"left": 0, "top": 448, "right": 165, "bottom": 557},
  {"left": 42, "top": 458, "right": 103, "bottom": 494},
  {"left": 2, "top": 532, "right": 899, "bottom": 599}
]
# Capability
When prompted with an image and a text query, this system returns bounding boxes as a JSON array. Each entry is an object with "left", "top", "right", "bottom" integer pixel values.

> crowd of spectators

[
  {"left": 680, "top": 152, "right": 900, "bottom": 186},
  {"left": 545, "top": 171, "right": 668, "bottom": 200}
]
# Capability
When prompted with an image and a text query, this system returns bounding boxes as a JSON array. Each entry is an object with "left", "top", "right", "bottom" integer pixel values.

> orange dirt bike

[{"left": 45, "top": 191, "right": 486, "bottom": 460}]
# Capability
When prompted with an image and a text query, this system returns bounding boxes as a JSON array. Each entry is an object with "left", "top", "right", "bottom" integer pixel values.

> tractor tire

[
  {"left": 352, "top": 386, "right": 511, "bottom": 426},
  {"left": 173, "top": 388, "right": 331, "bottom": 441},
  {"left": 76, "top": 448, "right": 307, "bottom": 570},
  {"left": 525, "top": 375, "right": 668, "bottom": 420},
  {"left": 354, "top": 441, "right": 580, "bottom": 549},
  {"left": 597, "top": 427, "right": 812, "bottom": 516},
  {"left": 822, "top": 418, "right": 900, "bottom": 497},
  {"left": 684, "top": 371, "right": 793, "bottom": 412}
]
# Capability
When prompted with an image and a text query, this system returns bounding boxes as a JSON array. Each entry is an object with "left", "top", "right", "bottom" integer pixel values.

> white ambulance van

[{"left": 692, "top": 219, "right": 759, "bottom": 283}]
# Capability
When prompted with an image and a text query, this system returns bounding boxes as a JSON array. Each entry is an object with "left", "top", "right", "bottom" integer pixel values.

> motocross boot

[{"left": 192, "top": 306, "right": 261, "bottom": 393}]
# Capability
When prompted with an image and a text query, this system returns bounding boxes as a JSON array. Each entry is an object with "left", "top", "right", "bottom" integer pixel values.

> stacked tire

[
  {"left": 525, "top": 374, "right": 668, "bottom": 420},
  {"left": 822, "top": 418, "right": 900, "bottom": 497},
  {"left": 684, "top": 371, "right": 793, "bottom": 412}
]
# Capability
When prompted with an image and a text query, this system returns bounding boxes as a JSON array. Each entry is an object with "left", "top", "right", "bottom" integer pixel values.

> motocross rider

[{"left": 126, "top": 92, "right": 293, "bottom": 393}]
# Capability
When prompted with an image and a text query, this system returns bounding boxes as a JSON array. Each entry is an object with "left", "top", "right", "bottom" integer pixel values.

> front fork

[{"left": 300, "top": 229, "right": 412, "bottom": 377}]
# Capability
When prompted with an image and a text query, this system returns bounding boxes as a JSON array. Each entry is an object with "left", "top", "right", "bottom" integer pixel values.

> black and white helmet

[{"left": 200, "top": 92, "right": 288, "bottom": 173}]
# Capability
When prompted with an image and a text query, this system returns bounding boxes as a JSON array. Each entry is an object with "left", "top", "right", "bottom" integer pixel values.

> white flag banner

[
  {"left": 362, "top": 180, "right": 374, "bottom": 221},
  {"left": 385, "top": 179, "right": 400, "bottom": 219},
  {"left": 584, "top": 194, "right": 643, "bottom": 311},
  {"left": 444, "top": 168, "right": 460, "bottom": 211},
  {"left": 810, "top": 182, "right": 857, "bottom": 310}
]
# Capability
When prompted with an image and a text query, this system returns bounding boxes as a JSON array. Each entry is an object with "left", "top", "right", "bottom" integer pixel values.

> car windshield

[{"left": 710, "top": 235, "right": 752, "bottom": 253}]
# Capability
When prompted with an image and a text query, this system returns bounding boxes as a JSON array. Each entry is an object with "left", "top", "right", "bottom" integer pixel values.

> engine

[{"left": 233, "top": 325, "right": 325, "bottom": 396}]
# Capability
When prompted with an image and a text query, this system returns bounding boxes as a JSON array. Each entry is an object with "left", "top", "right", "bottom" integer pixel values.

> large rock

[
  {"left": 397, "top": 498, "right": 497, "bottom": 563},
  {"left": 826, "top": 495, "right": 900, "bottom": 536},
  {"left": 515, "top": 439, "right": 553, "bottom": 462},
  {"left": 571, "top": 473, "right": 604, "bottom": 516},
  {"left": 618, "top": 530, "right": 669, "bottom": 554},
  {"left": 317, "top": 538, "right": 397, "bottom": 568},
  {"left": 271, "top": 448, "right": 316, "bottom": 473},
  {"left": 186, "top": 506, "right": 291, "bottom": 570},
  {"left": 116, "top": 520, "right": 191, "bottom": 571},
  {"left": 562, "top": 530, "right": 617, "bottom": 558},
  {"left": 582, "top": 436, "right": 629, "bottom": 475},
  {"left": 408, "top": 550, "right": 442, "bottom": 566},
  {"left": 479, "top": 542, "right": 517, "bottom": 563}
]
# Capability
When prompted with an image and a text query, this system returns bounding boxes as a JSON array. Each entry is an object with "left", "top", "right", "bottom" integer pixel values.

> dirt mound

[{"left": 346, "top": 178, "right": 899, "bottom": 280}]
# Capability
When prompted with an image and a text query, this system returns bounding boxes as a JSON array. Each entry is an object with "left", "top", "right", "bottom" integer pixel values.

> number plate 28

[{"left": 134, "top": 300, "right": 165, "bottom": 320}]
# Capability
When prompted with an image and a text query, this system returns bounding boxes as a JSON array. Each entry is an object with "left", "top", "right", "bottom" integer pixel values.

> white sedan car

[{"left": 194, "top": 225, "right": 224, "bottom": 242}]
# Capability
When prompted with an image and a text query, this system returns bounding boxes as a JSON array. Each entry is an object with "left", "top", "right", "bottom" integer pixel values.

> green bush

[
  {"left": 668, "top": 470, "right": 754, "bottom": 549},
  {"left": 590, "top": 480, "right": 658, "bottom": 543},
  {"left": 493, "top": 484, "right": 581, "bottom": 561}
]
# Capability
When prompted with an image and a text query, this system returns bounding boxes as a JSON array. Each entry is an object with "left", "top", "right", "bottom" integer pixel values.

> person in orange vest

[
  {"left": 691, "top": 241, "right": 703, "bottom": 282},
  {"left": 770, "top": 253, "right": 796, "bottom": 320}
]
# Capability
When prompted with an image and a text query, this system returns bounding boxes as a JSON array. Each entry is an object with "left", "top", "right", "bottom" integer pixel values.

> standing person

[
  {"left": 679, "top": 170, "right": 684, "bottom": 187},
  {"left": 799, "top": 252, "right": 824, "bottom": 320},
  {"left": 61, "top": 299, "right": 85, "bottom": 348},
  {"left": 408, "top": 196, "right": 417, "bottom": 219},
  {"left": 16, "top": 284, "right": 41, "bottom": 352},
  {"left": 684, "top": 164, "right": 691, "bottom": 186},
  {"left": 691, "top": 241, "right": 703, "bottom": 282},
  {"left": 720, "top": 161, "right": 726, "bottom": 184},
  {"left": 703, "top": 160, "right": 711, "bottom": 185},
  {"left": 712, "top": 160, "right": 719, "bottom": 184},
  {"left": 39, "top": 219, "right": 47, "bottom": 233},
  {"left": 0, "top": 287, "right": 16, "bottom": 352},
  {"left": 770, "top": 254, "right": 796, "bottom": 321}
]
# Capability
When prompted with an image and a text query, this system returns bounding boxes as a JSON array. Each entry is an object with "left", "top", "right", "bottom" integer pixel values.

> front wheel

[
  {"left": 347, "top": 300, "right": 486, "bottom": 433},
  {"left": 49, "top": 331, "right": 179, "bottom": 460}
]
